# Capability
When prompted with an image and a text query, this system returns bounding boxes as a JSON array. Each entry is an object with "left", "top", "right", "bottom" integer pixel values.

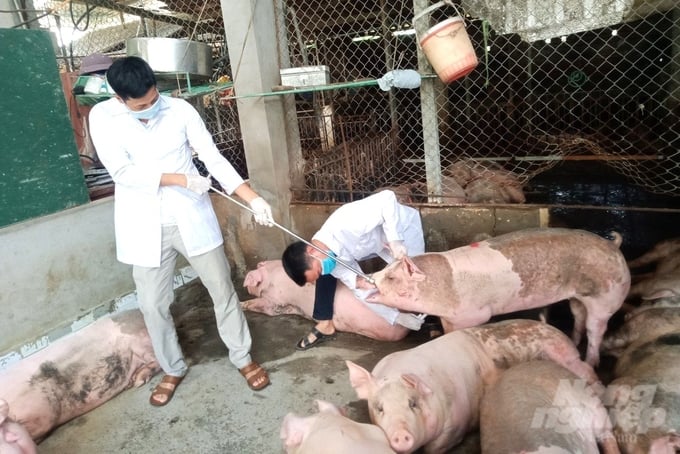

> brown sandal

[
  {"left": 239, "top": 362, "right": 270, "bottom": 391},
  {"left": 149, "top": 374, "right": 184, "bottom": 406}
]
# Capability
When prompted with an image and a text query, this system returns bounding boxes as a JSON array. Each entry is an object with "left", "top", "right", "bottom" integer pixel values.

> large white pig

[
  {"left": 242, "top": 260, "right": 408, "bottom": 341},
  {"left": 0, "top": 310, "right": 159, "bottom": 441},
  {"left": 346, "top": 319, "right": 599, "bottom": 454},
  {"left": 480, "top": 360, "right": 619, "bottom": 454},
  {"left": 0, "top": 400, "right": 36, "bottom": 454},
  {"left": 364, "top": 227, "right": 630, "bottom": 365},
  {"left": 280, "top": 400, "right": 395, "bottom": 454}
]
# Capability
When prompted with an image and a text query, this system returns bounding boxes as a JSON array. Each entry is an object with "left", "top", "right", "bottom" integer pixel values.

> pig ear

[
  {"left": 243, "top": 270, "right": 262, "bottom": 289},
  {"left": 401, "top": 373, "right": 433, "bottom": 397},
  {"left": 403, "top": 257, "right": 426, "bottom": 281},
  {"left": 315, "top": 399, "right": 342, "bottom": 415},
  {"left": 346, "top": 360, "right": 376, "bottom": 400},
  {"left": 643, "top": 289, "right": 678, "bottom": 300},
  {"left": 279, "top": 413, "right": 305, "bottom": 450}
]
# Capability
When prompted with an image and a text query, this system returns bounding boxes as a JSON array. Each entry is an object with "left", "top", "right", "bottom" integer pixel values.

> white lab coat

[
  {"left": 313, "top": 190, "right": 425, "bottom": 292},
  {"left": 89, "top": 95, "right": 245, "bottom": 267}
]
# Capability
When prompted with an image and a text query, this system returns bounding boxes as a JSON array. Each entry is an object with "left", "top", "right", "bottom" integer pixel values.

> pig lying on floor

[
  {"left": 0, "top": 310, "right": 159, "bottom": 441},
  {"left": 280, "top": 400, "right": 395, "bottom": 454},
  {"left": 347, "top": 319, "right": 599, "bottom": 454},
  {"left": 480, "top": 360, "right": 619, "bottom": 454},
  {"left": 242, "top": 260, "right": 409, "bottom": 342},
  {"left": 606, "top": 311, "right": 680, "bottom": 453},
  {"left": 364, "top": 227, "right": 631, "bottom": 366}
]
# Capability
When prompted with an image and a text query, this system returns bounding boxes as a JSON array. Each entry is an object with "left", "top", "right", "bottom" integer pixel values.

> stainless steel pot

[{"left": 126, "top": 37, "right": 212, "bottom": 80}]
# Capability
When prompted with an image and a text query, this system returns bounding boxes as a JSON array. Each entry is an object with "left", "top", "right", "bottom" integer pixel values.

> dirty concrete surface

[{"left": 35, "top": 279, "right": 480, "bottom": 453}]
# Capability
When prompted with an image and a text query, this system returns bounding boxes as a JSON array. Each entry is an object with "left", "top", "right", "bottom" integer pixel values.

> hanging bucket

[{"left": 413, "top": 1, "right": 478, "bottom": 84}]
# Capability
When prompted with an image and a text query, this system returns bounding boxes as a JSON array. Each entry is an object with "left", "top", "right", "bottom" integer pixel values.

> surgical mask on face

[
  {"left": 128, "top": 96, "right": 162, "bottom": 120},
  {"left": 313, "top": 251, "right": 337, "bottom": 275}
]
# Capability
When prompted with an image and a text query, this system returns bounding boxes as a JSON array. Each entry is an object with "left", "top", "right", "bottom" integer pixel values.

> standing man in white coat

[
  {"left": 90, "top": 56, "right": 273, "bottom": 406},
  {"left": 281, "top": 190, "right": 425, "bottom": 349}
]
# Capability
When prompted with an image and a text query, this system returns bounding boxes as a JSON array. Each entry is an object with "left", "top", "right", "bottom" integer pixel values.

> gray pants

[{"left": 133, "top": 225, "right": 252, "bottom": 377}]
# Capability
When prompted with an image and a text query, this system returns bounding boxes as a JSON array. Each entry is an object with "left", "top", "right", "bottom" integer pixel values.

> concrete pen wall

[{"left": 0, "top": 194, "right": 545, "bottom": 368}]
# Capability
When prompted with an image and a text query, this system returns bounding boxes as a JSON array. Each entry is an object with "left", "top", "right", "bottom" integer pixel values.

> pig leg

[
  {"left": 584, "top": 315, "right": 608, "bottom": 367},
  {"left": 241, "top": 298, "right": 306, "bottom": 317},
  {"left": 569, "top": 299, "right": 587, "bottom": 347}
]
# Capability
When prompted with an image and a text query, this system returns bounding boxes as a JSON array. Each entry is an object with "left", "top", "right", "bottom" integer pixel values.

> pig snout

[{"left": 388, "top": 426, "right": 416, "bottom": 453}]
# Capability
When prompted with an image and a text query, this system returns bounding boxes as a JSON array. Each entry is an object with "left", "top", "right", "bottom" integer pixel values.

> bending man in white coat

[{"left": 281, "top": 190, "right": 425, "bottom": 350}]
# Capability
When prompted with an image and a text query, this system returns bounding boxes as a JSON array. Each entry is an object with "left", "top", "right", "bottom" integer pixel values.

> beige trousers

[{"left": 133, "top": 225, "right": 253, "bottom": 376}]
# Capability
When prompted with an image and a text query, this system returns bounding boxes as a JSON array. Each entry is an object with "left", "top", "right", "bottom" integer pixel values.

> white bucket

[{"left": 414, "top": 1, "right": 478, "bottom": 84}]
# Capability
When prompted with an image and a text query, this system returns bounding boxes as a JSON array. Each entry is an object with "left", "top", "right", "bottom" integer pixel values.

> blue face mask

[
  {"left": 128, "top": 96, "right": 162, "bottom": 120},
  {"left": 314, "top": 252, "right": 337, "bottom": 275}
]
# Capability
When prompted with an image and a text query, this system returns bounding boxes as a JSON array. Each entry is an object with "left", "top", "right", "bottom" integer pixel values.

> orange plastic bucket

[{"left": 414, "top": 2, "right": 478, "bottom": 83}]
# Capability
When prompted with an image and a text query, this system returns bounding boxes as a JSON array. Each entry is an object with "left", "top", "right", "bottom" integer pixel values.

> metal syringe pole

[{"left": 209, "top": 186, "right": 376, "bottom": 285}]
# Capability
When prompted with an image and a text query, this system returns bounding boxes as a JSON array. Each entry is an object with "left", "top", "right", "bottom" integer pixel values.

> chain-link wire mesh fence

[
  {"left": 276, "top": 0, "right": 680, "bottom": 204},
  {"left": 28, "top": 0, "right": 680, "bottom": 205}
]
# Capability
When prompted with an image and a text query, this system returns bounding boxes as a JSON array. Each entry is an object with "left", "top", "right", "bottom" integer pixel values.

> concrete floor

[{"left": 36, "top": 279, "right": 482, "bottom": 453}]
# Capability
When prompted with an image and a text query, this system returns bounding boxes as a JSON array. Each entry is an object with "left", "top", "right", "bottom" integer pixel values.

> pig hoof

[{"left": 295, "top": 327, "right": 337, "bottom": 351}]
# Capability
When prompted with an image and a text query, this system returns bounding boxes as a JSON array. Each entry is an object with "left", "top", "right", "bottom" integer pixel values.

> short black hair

[
  {"left": 106, "top": 56, "right": 157, "bottom": 100},
  {"left": 282, "top": 241, "right": 311, "bottom": 286}
]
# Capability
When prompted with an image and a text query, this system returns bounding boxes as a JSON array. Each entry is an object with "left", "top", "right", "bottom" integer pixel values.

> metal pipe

[{"left": 209, "top": 186, "right": 376, "bottom": 284}]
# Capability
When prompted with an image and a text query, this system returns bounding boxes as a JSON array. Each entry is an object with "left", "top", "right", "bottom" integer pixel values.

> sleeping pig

[
  {"left": 0, "top": 309, "right": 159, "bottom": 441},
  {"left": 363, "top": 227, "right": 630, "bottom": 366}
]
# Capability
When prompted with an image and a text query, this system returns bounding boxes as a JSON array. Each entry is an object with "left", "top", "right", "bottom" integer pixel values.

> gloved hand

[
  {"left": 388, "top": 240, "right": 408, "bottom": 260},
  {"left": 249, "top": 197, "right": 274, "bottom": 227},
  {"left": 185, "top": 174, "right": 211, "bottom": 195}
]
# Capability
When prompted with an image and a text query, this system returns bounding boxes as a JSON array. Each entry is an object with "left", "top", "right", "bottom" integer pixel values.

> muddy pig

[
  {"left": 0, "top": 309, "right": 159, "bottom": 441},
  {"left": 602, "top": 307, "right": 680, "bottom": 357},
  {"left": 243, "top": 260, "right": 408, "bottom": 341},
  {"left": 346, "top": 319, "right": 599, "bottom": 454},
  {"left": 607, "top": 329, "right": 680, "bottom": 454},
  {"left": 0, "top": 400, "right": 36, "bottom": 454},
  {"left": 480, "top": 360, "right": 619, "bottom": 454},
  {"left": 627, "top": 237, "right": 680, "bottom": 276},
  {"left": 280, "top": 400, "right": 395, "bottom": 454},
  {"left": 364, "top": 227, "right": 630, "bottom": 366}
]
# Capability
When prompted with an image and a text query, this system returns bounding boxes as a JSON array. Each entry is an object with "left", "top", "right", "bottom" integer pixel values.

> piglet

[
  {"left": 0, "top": 399, "right": 36, "bottom": 454},
  {"left": 365, "top": 227, "right": 630, "bottom": 366},
  {"left": 480, "top": 360, "right": 619, "bottom": 454},
  {"left": 347, "top": 319, "right": 599, "bottom": 454},
  {"left": 0, "top": 309, "right": 159, "bottom": 441},
  {"left": 243, "top": 260, "right": 408, "bottom": 341},
  {"left": 280, "top": 400, "right": 395, "bottom": 454}
]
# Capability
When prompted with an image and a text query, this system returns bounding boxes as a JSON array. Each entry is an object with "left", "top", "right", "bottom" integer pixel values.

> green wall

[{"left": 0, "top": 29, "right": 89, "bottom": 228}]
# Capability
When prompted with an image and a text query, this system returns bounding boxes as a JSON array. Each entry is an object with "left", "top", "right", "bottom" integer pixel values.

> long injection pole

[{"left": 209, "top": 186, "right": 375, "bottom": 285}]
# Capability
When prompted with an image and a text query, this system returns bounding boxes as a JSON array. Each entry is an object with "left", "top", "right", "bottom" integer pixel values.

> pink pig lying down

[
  {"left": 0, "top": 310, "right": 160, "bottom": 441},
  {"left": 280, "top": 400, "right": 396, "bottom": 454},
  {"left": 242, "top": 260, "right": 409, "bottom": 341},
  {"left": 364, "top": 227, "right": 631, "bottom": 366},
  {"left": 480, "top": 360, "right": 620, "bottom": 454},
  {"left": 347, "top": 319, "right": 599, "bottom": 454},
  {"left": 0, "top": 399, "right": 37, "bottom": 454}
]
